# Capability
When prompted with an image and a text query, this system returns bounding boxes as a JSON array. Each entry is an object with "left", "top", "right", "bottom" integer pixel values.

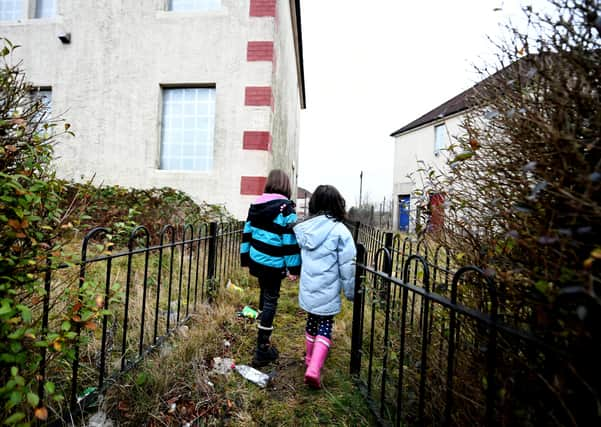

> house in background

[
  {"left": 390, "top": 86, "right": 474, "bottom": 232},
  {"left": 0, "top": 0, "right": 306, "bottom": 219},
  {"left": 296, "top": 185, "right": 312, "bottom": 220}
]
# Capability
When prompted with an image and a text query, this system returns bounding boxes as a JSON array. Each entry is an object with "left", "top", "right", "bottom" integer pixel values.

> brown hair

[{"left": 264, "top": 169, "right": 291, "bottom": 199}]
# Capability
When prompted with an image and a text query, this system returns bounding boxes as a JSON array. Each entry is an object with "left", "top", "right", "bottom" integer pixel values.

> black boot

[{"left": 252, "top": 326, "right": 278, "bottom": 367}]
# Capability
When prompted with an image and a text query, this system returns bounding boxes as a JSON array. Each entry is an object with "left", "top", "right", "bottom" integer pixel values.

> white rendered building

[{"left": 0, "top": 0, "right": 306, "bottom": 218}]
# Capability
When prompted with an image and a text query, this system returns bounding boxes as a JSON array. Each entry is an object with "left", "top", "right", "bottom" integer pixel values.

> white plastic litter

[
  {"left": 234, "top": 364, "right": 270, "bottom": 388},
  {"left": 210, "top": 357, "right": 234, "bottom": 375}
]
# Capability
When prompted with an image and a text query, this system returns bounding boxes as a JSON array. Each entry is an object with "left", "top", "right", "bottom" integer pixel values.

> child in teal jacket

[{"left": 240, "top": 169, "right": 301, "bottom": 367}]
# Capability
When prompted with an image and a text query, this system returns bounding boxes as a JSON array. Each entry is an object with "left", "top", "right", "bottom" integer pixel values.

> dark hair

[
  {"left": 309, "top": 185, "right": 346, "bottom": 222},
  {"left": 264, "top": 169, "right": 291, "bottom": 199}
]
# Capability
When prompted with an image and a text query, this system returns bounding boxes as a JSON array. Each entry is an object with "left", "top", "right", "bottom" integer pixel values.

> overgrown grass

[{"left": 102, "top": 269, "right": 375, "bottom": 426}]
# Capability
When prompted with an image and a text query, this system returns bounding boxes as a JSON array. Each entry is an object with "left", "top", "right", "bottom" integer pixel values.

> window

[
  {"left": 160, "top": 87, "right": 215, "bottom": 172},
  {"left": 168, "top": 0, "right": 220, "bottom": 11},
  {"left": 31, "top": 88, "right": 52, "bottom": 132},
  {"left": 32, "top": 88, "right": 51, "bottom": 109},
  {"left": 434, "top": 123, "right": 449, "bottom": 155},
  {"left": 34, "top": 0, "right": 54, "bottom": 18},
  {"left": 0, "top": 0, "right": 22, "bottom": 21}
]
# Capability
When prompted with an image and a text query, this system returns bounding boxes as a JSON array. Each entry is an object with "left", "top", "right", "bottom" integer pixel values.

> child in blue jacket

[
  {"left": 293, "top": 185, "right": 356, "bottom": 388},
  {"left": 240, "top": 169, "right": 301, "bottom": 367}
]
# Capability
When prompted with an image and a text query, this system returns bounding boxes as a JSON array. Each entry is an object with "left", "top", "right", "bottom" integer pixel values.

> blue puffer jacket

[
  {"left": 240, "top": 193, "right": 301, "bottom": 279},
  {"left": 293, "top": 215, "right": 356, "bottom": 316}
]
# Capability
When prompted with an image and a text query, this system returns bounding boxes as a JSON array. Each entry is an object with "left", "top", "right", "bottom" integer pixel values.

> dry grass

[{"left": 101, "top": 269, "right": 374, "bottom": 426}]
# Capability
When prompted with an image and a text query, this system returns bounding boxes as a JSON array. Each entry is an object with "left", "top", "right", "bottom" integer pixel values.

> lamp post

[{"left": 359, "top": 171, "right": 363, "bottom": 208}]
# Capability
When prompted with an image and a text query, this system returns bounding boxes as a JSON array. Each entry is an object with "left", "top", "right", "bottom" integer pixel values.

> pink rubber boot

[
  {"left": 304, "top": 336, "right": 331, "bottom": 388},
  {"left": 305, "top": 333, "right": 316, "bottom": 366}
]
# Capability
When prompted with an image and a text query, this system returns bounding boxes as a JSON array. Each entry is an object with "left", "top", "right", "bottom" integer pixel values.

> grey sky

[{"left": 298, "top": 0, "right": 543, "bottom": 208}]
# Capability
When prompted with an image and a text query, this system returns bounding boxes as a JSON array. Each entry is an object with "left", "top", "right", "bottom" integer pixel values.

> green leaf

[
  {"left": 44, "top": 381, "right": 55, "bottom": 394},
  {"left": 10, "top": 366, "right": 18, "bottom": 377},
  {"left": 9, "top": 391, "right": 22, "bottom": 407},
  {"left": 0, "top": 299, "right": 14, "bottom": 316},
  {"left": 4, "top": 412, "right": 25, "bottom": 425},
  {"left": 135, "top": 372, "right": 148, "bottom": 386},
  {"left": 61, "top": 321, "right": 71, "bottom": 332},
  {"left": 14, "top": 375, "right": 25, "bottom": 386},
  {"left": 450, "top": 151, "right": 475, "bottom": 163},
  {"left": 27, "top": 392, "right": 39, "bottom": 408}
]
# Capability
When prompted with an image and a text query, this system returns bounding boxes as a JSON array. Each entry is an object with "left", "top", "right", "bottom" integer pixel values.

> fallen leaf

[
  {"left": 34, "top": 407, "right": 48, "bottom": 421},
  {"left": 84, "top": 321, "right": 97, "bottom": 331},
  {"left": 7, "top": 219, "right": 20, "bottom": 229}
]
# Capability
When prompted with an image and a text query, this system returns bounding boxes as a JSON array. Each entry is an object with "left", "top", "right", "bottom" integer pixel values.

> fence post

[
  {"left": 206, "top": 222, "right": 218, "bottom": 302},
  {"left": 352, "top": 220, "right": 361, "bottom": 243},
  {"left": 384, "top": 232, "right": 393, "bottom": 276},
  {"left": 350, "top": 243, "right": 366, "bottom": 375}
]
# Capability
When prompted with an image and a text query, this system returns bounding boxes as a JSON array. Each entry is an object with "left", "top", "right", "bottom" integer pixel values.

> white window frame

[
  {"left": 30, "top": 87, "right": 52, "bottom": 134},
  {"left": 0, "top": 0, "right": 24, "bottom": 21},
  {"left": 434, "top": 123, "right": 449, "bottom": 155},
  {"left": 160, "top": 86, "right": 216, "bottom": 172},
  {"left": 33, "top": 0, "right": 55, "bottom": 19},
  {"left": 167, "top": 0, "right": 221, "bottom": 12}
]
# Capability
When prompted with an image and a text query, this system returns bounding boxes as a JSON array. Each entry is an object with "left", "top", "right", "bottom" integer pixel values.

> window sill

[
  {"left": 0, "top": 16, "right": 63, "bottom": 26},
  {"left": 155, "top": 8, "right": 228, "bottom": 19},
  {"left": 154, "top": 169, "right": 213, "bottom": 175}
]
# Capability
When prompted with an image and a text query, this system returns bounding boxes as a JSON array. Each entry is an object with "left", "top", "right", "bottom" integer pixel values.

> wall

[
  {"left": 0, "top": 0, "right": 302, "bottom": 219},
  {"left": 391, "top": 113, "right": 464, "bottom": 231},
  {"left": 269, "top": 0, "right": 301, "bottom": 198}
]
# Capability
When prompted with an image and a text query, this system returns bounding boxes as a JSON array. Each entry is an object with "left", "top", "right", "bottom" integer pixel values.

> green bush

[
  {"left": 58, "top": 182, "right": 233, "bottom": 245},
  {"left": 0, "top": 38, "right": 233, "bottom": 424},
  {"left": 413, "top": 1, "right": 600, "bottom": 423},
  {"left": 0, "top": 38, "right": 86, "bottom": 424}
]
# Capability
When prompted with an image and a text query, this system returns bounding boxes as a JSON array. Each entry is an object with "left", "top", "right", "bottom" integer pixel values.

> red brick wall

[
  {"left": 243, "top": 131, "right": 272, "bottom": 151},
  {"left": 249, "top": 0, "right": 276, "bottom": 17},
  {"left": 240, "top": 176, "right": 267, "bottom": 195},
  {"left": 244, "top": 86, "right": 273, "bottom": 107},
  {"left": 247, "top": 41, "right": 274, "bottom": 61}
]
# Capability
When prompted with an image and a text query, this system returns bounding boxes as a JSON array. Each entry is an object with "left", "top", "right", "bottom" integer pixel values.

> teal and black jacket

[{"left": 240, "top": 196, "right": 301, "bottom": 279}]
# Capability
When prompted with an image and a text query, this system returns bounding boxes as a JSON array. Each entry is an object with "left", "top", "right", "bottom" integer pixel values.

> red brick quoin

[
  {"left": 244, "top": 86, "right": 273, "bottom": 107},
  {"left": 249, "top": 0, "right": 276, "bottom": 17},
  {"left": 240, "top": 176, "right": 267, "bottom": 195},
  {"left": 247, "top": 41, "right": 274, "bottom": 61},
  {"left": 243, "top": 131, "right": 272, "bottom": 151}
]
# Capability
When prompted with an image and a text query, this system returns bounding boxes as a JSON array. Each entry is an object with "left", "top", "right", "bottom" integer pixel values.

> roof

[
  {"left": 390, "top": 58, "right": 535, "bottom": 137},
  {"left": 389, "top": 85, "right": 475, "bottom": 137},
  {"left": 297, "top": 186, "right": 312, "bottom": 197}
]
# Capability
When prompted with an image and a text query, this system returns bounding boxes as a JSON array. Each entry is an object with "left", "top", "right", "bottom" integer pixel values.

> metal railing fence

[
  {"left": 348, "top": 223, "right": 600, "bottom": 426},
  {"left": 38, "top": 221, "right": 242, "bottom": 424}
]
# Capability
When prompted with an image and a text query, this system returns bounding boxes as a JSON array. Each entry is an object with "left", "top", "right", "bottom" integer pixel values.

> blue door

[{"left": 398, "top": 195, "right": 410, "bottom": 231}]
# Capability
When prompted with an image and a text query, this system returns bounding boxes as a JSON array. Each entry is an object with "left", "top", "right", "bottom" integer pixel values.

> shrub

[
  {"left": 0, "top": 38, "right": 85, "bottom": 424},
  {"left": 413, "top": 0, "right": 600, "bottom": 423},
  {"left": 58, "top": 182, "right": 233, "bottom": 245}
]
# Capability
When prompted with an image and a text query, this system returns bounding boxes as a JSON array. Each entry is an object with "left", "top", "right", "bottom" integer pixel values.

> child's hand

[{"left": 287, "top": 273, "right": 298, "bottom": 281}]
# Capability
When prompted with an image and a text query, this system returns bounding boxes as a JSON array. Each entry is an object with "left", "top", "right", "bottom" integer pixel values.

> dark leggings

[
  {"left": 305, "top": 313, "right": 334, "bottom": 340},
  {"left": 258, "top": 275, "right": 282, "bottom": 329}
]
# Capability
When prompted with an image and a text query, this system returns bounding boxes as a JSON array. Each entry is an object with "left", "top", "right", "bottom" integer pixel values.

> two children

[{"left": 241, "top": 172, "right": 356, "bottom": 387}]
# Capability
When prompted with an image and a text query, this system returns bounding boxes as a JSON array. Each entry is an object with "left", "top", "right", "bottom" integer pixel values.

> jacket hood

[
  {"left": 294, "top": 215, "right": 338, "bottom": 250},
  {"left": 248, "top": 198, "right": 292, "bottom": 223},
  {"left": 254, "top": 193, "right": 287, "bottom": 204}
]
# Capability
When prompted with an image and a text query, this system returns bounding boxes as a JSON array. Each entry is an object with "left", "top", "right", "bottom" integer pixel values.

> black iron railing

[
  {"left": 349, "top": 224, "right": 600, "bottom": 426},
  {"left": 39, "top": 221, "right": 242, "bottom": 423}
]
